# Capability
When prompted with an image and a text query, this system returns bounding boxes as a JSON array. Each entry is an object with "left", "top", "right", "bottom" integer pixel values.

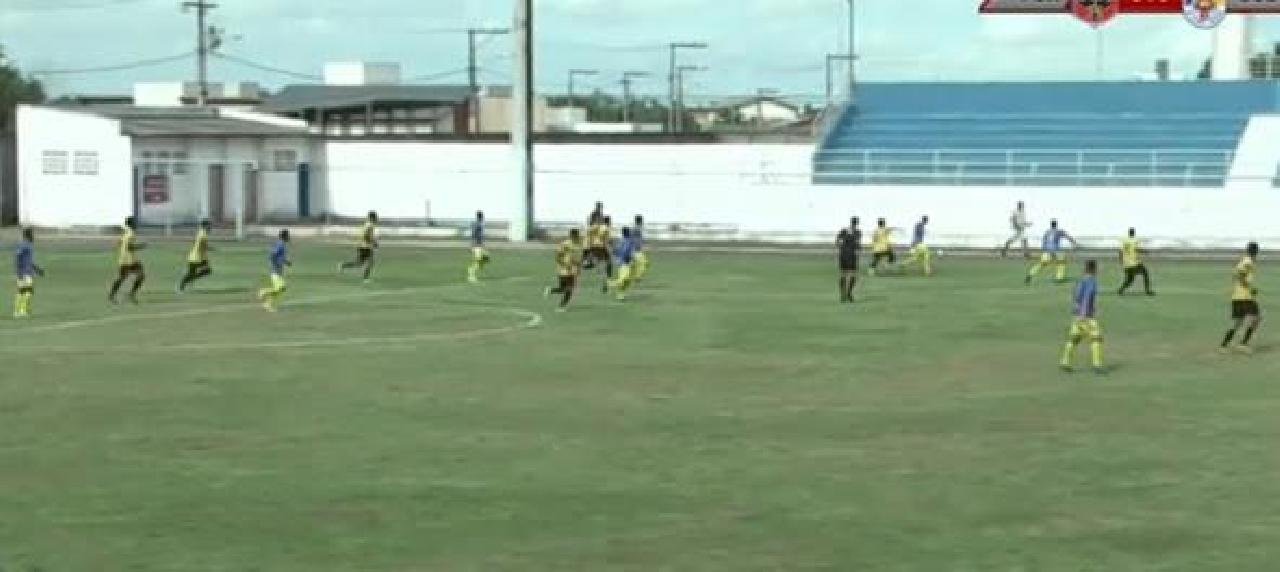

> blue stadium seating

[{"left": 814, "top": 81, "right": 1280, "bottom": 187}]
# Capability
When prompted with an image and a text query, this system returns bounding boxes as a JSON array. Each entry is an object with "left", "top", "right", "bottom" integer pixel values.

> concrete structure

[
  {"left": 262, "top": 84, "right": 548, "bottom": 135},
  {"left": 323, "top": 62, "right": 402, "bottom": 86},
  {"left": 133, "top": 82, "right": 264, "bottom": 107},
  {"left": 730, "top": 97, "right": 803, "bottom": 125},
  {"left": 16, "top": 105, "right": 315, "bottom": 228}
]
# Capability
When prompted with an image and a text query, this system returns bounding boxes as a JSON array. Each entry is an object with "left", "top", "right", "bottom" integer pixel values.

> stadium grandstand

[{"left": 814, "top": 81, "right": 1273, "bottom": 187}]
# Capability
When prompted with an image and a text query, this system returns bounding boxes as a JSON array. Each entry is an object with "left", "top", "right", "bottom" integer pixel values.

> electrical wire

[
  {"left": 212, "top": 53, "right": 321, "bottom": 80},
  {"left": 30, "top": 52, "right": 193, "bottom": 75},
  {"left": 411, "top": 67, "right": 471, "bottom": 81}
]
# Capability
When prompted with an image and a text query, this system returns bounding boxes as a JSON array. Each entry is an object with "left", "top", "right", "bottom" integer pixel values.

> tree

[{"left": 0, "top": 45, "right": 47, "bottom": 133}]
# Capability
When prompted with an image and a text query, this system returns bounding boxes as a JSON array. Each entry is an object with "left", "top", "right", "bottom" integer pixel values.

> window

[
  {"left": 73, "top": 151, "right": 100, "bottom": 176},
  {"left": 272, "top": 149, "right": 299, "bottom": 172},
  {"left": 42, "top": 150, "right": 69, "bottom": 175},
  {"left": 173, "top": 151, "right": 189, "bottom": 175}
]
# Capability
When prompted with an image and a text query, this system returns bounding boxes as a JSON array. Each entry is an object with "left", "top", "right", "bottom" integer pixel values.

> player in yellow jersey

[
  {"left": 544, "top": 228, "right": 583, "bottom": 311},
  {"left": 585, "top": 216, "right": 614, "bottom": 291},
  {"left": 1117, "top": 227, "right": 1154, "bottom": 296},
  {"left": 339, "top": 211, "right": 378, "bottom": 283},
  {"left": 108, "top": 217, "right": 146, "bottom": 304},
  {"left": 1221, "top": 242, "right": 1262, "bottom": 354},
  {"left": 177, "top": 219, "right": 213, "bottom": 293},
  {"left": 868, "top": 218, "right": 896, "bottom": 276}
]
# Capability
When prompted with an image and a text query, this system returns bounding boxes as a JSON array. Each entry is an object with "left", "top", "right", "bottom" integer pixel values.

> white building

[
  {"left": 729, "top": 97, "right": 803, "bottom": 125},
  {"left": 16, "top": 104, "right": 316, "bottom": 228}
]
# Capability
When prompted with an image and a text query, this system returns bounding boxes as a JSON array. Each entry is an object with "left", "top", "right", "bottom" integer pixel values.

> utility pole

[
  {"left": 675, "top": 65, "right": 707, "bottom": 132},
  {"left": 511, "top": 0, "right": 533, "bottom": 243},
  {"left": 619, "top": 71, "right": 650, "bottom": 124},
  {"left": 667, "top": 42, "right": 708, "bottom": 133},
  {"left": 467, "top": 27, "right": 510, "bottom": 133},
  {"left": 182, "top": 0, "right": 218, "bottom": 106},
  {"left": 567, "top": 69, "right": 598, "bottom": 107},
  {"left": 846, "top": 0, "right": 856, "bottom": 91},
  {"left": 825, "top": 53, "right": 855, "bottom": 104}
]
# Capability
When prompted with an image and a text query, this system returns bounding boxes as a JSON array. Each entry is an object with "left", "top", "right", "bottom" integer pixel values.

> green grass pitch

[{"left": 0, "top": 239, "right": 1276, "bottom": 570}]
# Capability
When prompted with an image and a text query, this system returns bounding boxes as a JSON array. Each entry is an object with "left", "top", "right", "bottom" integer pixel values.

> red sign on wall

[{"left": 142, "top": 174, "right": 170, "bottom": 204}]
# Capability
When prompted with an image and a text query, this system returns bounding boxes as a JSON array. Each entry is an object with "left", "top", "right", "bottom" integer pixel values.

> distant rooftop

[
  {"left": 261, "top": 84, "right": 514, "bottom": 113},
  {"left": 52, "top": 105, "right": 312, "bottom": 137}
]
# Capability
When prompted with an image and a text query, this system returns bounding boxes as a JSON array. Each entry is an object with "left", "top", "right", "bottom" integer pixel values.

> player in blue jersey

[
  {"left": 257, "top": 230, "right": 292, "bottom": 312},
  {"left": 467, "top": 211, "right": 491, "bottom": 283},
  {"left": 607, "top": 227, "right": 638, "bottom": 301},
  {"left": 1060, "top": 259, "right": 1105, "bottom": 373},
  {"left": 901, "top": 216, "right": 933, "bottom": 276},
  {"left": 1026, "top": 219, "right": 1078, "bottom": 285},
  {"left": 13, "top": 228, "right": 45, "bottom": 318},
  {"left": 632, "top": 215, "right": 650, "bottom": 281}
]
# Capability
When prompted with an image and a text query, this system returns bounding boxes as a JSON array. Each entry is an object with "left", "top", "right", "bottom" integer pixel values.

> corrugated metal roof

[
  {"left": 260, "top": 84, "right": 512, "bottom": 112},
  {"left": 49, "top": 105, "right": 311, "bottom": 137}
]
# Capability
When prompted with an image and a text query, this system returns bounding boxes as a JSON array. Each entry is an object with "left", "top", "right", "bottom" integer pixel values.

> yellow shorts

[
  {"left": 1040, "top": 252, "right": 1065, "bottom": 264},
  {"left": 910, "top": 244, "right": 930, "bottom": 257},
  {"left": 472, "top": 247, "right": 489, "bottom": 261},
  {"left": 270, "top": 274, "right": 286, "bottom": 291},
  {"left": 1068, "top": 318, "right": 1103, "bottom": 340},
  {"left": 16, "top": 276, "right": 34, "bottom": 289},
  {"left": 615, "top": 264, "right": 634, "bottom": 282}
]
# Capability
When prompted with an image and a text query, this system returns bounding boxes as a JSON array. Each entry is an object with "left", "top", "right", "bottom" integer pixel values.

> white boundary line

[{"left": 0, "top": 277, "right": 542, "bottom": 353}]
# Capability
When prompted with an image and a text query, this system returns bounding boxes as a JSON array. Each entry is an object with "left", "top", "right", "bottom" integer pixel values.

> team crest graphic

[
  {"left": 1183, "top": 0, "right": 1228, "bottom": 29},
  {"left": 1071, "top": 0, "right": 1119, "bottom": 27}
]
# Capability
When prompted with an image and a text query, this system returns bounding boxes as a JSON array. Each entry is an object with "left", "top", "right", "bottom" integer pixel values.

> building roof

[
  {"left": 724, "top": 96, "right": 802, "bottom": 113},
  {"left": 260, "top": 84, "right": 514, "bottom": 113},
  {"left": 51, "top": 105, "right": 312, "bottom": 137}
]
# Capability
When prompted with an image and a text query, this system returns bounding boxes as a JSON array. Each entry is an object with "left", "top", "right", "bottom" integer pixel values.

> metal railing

[{"left": 813, "top": 148, "right": 1235, "bottom": 187}]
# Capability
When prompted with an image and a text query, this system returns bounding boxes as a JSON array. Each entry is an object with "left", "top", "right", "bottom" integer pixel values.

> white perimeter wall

[
  {"left": 324, "top": 139, "right": 1280, "bottom": 249},
  {"left": 17, "top": 106, "right": 132, "bottom": 227}
]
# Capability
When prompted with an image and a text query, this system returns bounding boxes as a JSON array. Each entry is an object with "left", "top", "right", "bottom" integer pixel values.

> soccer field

[{"left": 1, "top": 239, "right": 1276, "bottom": 570}]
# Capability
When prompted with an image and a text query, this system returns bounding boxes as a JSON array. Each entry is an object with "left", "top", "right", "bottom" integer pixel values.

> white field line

[
  {"left": 2, "top": 306, "right": 543, "bottom": 354},
  {"left": 0, "top": 276, "right": 536, "bottom": 344}
]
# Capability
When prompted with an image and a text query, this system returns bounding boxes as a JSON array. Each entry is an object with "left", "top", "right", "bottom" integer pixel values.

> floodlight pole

[
  {"left": 511, "top": 0, "right": 533, "bottom": 243},
  {"left": 667, "top": 42, "right": 708, "bottom": 132},
  {"left": 568, "top": 68, "right": 598, "bottom": 107},
  {"left": 846, "top": 0, "right": 856, "bottom": 90},
  {"left": 620, "top": 71, "right": 649, "bottom": 124}
]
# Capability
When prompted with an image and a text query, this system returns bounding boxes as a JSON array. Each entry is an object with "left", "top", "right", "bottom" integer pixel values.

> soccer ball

[{"left": 936, "top": 249, "right": 945, "bottom": 257}]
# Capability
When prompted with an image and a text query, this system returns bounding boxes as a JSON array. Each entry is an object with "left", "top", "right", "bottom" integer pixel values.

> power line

[
  {"left": 30, "top": 52, "right": 194, "bottom": 75},
  {"left": 212, "top": 53, "right": 321, "bottom": 80},
  {"left": 411, "top": 67, "right": 471, "bottom": 81}
]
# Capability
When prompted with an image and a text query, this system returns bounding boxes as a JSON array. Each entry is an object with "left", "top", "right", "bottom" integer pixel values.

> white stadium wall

[
  {"left": 322, "top": 139, "right": 1280, "bottom": 249},
  {"left": 16, "top": 106, "right": 133, "bottom": 227}
]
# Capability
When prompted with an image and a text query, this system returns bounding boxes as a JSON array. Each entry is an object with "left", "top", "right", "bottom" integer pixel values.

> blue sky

[{"left": 1, "top": 0, "right": 1275, "bottom": 103}]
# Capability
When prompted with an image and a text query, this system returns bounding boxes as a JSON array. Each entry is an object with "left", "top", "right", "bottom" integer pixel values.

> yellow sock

[
  {"left": 635, "top": 254, "right": 649, "bottom": 279},
  {"left": 1055, "top": 262, "right": 1067, "bottom": 282},
  {"left": 1028, "top": 262, "right": 1044, "bottom": 278},
  {"left": 1060, "top": 341, "right": 1077, "bottom": 367},
  {"left": 1090, "top": 341, "right": 1104, "bottom": 369},
  {"left": 22, "top": 292, "right": 32, "bottom": 315},
  {"left": 13, "top": 293, "right": 24, "bottom": 316},
  {"left": 467, "top": 262, "right": 480, "bottom": 281}
]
